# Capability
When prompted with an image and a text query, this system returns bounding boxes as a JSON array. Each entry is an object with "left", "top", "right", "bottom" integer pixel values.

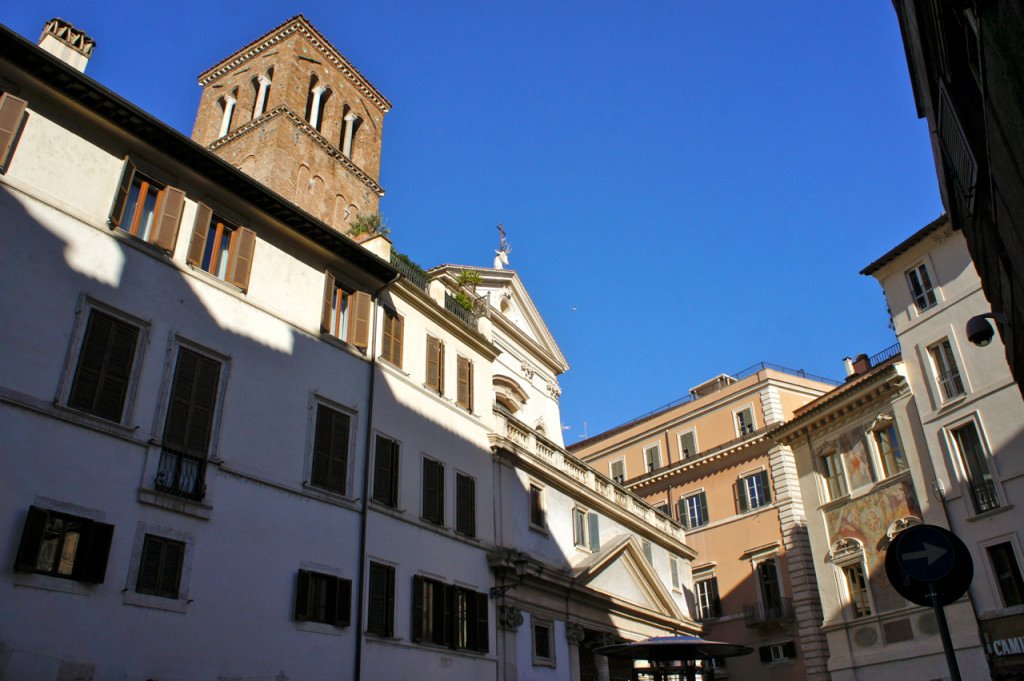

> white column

[
  {"left": 308, "top": 85, "right": 327, "bottom": 130},
  {"left": 342, "top": 113, "right": 358, "bottom": 158},
  {"left": 253, "top": 74, "right": 271, "bottom": 117},
  {"left": 218, "top": 94, "right": 236, "bottom": 137}
]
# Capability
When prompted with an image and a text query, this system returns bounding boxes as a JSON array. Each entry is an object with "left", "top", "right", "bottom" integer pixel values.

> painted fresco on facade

[{"left": 843, "top": 430, "right": 875, "bottom": 491}]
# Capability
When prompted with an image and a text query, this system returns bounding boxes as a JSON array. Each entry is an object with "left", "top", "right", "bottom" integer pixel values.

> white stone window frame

[
  {"left": 926, "top": 332, "right": 970, "bottom": 404},
  {"left": 56, "top": 295, "right": 151, "bottom": 429},
  {"left": 815, "top": 442, "right": 849, "bottom": 505},
  {"left": 978, "top": 533, "right": 1024, "bottom": 612},
  {"left": 829, "top": 539, "right": 875, "bottom": 621},
  {"left": 732, "top": 403, "right": 757, "bottom": 438},
  {"left": 677, "top": 428, "right": 699, "bottom": 459},
  {"left": 680, "top": 488, "right": 709, "bottom": 529},
  {"left": 528, "top": 479, "right": 547, "bottom": 534},
  {"left": 642, "top": 442, "right": 662, "bottom": 473},
  {"left": 738, "top": 465, "right": 772, "bottom": 511},
  {"left": 691, "top": 566, "right": 719, "bottom": 621},
  {"left": 609, "top": 457, "right": 626, "bottom": 485},
  {"left": 530, "top": 614, "right": 556, "bottom": 667},
  {"left": 905, "top": 259, "right": 941, "bottom": 315},
  {"left": 748, "top": 547, "right": 787, "bottom": 613},
  {"left": 571, "top": 504, "right": 590, "bottom": 550},
  {"left": 942, "top": 412, "right": 1004, "bottom": 517},
  {"left": 122, "top": 521, "right": 196, "bottom": 613},
  {"left": 303, "top": 392, "right": 359, "bottom": 500}
]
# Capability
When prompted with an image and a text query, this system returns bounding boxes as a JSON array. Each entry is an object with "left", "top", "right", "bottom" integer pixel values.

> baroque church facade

[{"left": 0, "top": 15, "right": 701, "bottom": 681}]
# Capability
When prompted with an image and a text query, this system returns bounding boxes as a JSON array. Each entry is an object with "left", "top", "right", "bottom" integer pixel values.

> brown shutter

[
  {"left": 321, "top": 272, "right": 335, "bottom": 332},
  {"left": 0, "top": 93, "right": 27, "bottom": 172},
  {"left": 391, "top": 314, "right": 404, "bottom": 367},
  {"left": 158, "top": 539, "right": 184, "bottom": 598},
  {"left": 457, "top": 356, "right": 472, "bottom": 409},
  {"left": 335, "top": 577, "right": 352, "bottom": 627},
  {"left": 227, "top": 226, "right": 256, "bottom": 291},
  {"left": 187, "top": 203, "right": 212, "bottom": 266},
  {"left": 422, "top": 458, "right": 443, "bottom": 524},
  {"left": 425, "top": 337, "right": 439, "bottom": 392},
  {"left": 412, "top": 575, "right": 426, "bottom": 641},
  {"left": 294, "top": 570, "right": 311, "bottom": 620},
  {"left": 382, "top": 310, "right": 404, "bottom": 367},
  {"left": 456, "top": 474, "right": 475, "bottom": 537},
  {"left": 347, "top": 291, "right": 371, "bottom": 349},
  {"left": 163, "top": 348, "right": 220, "bottom": 457},
  {"left": 372, "top": 436, "right": 398, "bottom": 506},
  {"left": 108, "top": 158, "right": 137, "bottom": 229},
  {"left": 151, "top": 187, "right": 185, "bottom": 252},
  {"left": 77, "top": 519, "right": 114, "bottom": 584},
  {"left": 474, "top": 590, "right": 489, "bottom": 652},
  {"left": 69, "top": 311, "right": 139, "bottom": 422},
  {"left": 14, "top": 506, "right": 48, "bottom": 572}
]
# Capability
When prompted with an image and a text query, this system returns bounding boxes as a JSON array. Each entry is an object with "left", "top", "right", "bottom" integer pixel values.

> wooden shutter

[
  {"left": 321, "top": 272, "right": 336, "bottom": 332},
  {"left": 295, "top": 570, "right": 311, "bottom": 620},
  {"left": 14, "top": 506, "right": 48, "bottom": 572},
  {"left": 76, "top": 520, "right": 114, "bottom": 584},
  {"left": 151, "top": 186, "right": 185, "bottom": 252},
  {"left": 68, "top": 310, "right": 139, "bottom": 422},
  {"left": 347, "top": 290, "right": 372, "bottom": 349},
  {"left": 456, "top": 474, "right": 475, "bottom": 537},
  {"left": 382, "top": 310, "right": 403, "bottom": 367},
  {"left": 312, "top": 404, "right": 349, "bottom": 493},
  {"left": 422, "top": 458, "right": 444, "bottom": 525},
  {"left": 782, "top": 641, "right": 797, "bottom": 659},
  {"left": 456, "top": 356, "right": 472, "bottom": 410},
  {"left": 372, "top": 436, "right": 398, "bottom": 506},
  {"left": 158, "top": 539, "right": 184, "bottom": 598},
  {"left": 474, "top": 590, "right": 489, "bottom": 652},
  {"left": 670, "top": 559, "right": 680, "bottom": 589},
  {"left": 588, "top": 511, "right": 601, "bottom": 552},
  {"left": 163, "top": 348, "right": 220, "bottom": 457},
  {"left": 108, "top": 158, "right": 137, "bottom": 229},
  {"left": 412, "top": 575, "right": 426, "bottom": 641},
  {"left": 0, "top": 93, "right": 27, "bottom": 172},
  {"left": 710, "top": 578, "right": 722, "bottom": 615},
  {"left": 759, "top": 646, "right": 772, "bottom": 663},
  {"left": 425, "top": 337, "right": 441, "bottom": 392},
  {"left": 187, "top": 203, "right": 212, "bottom": 266},
  {"left": 438, "top": 582, "right": 453, "bottom": 647},
  {"left": 681, "top": 431, "right": 696, "bottom": 458},
  {"left": 335, "top": 577, "right": 352, "bottom": 626},
  {"left": 367, "top": 562, "right": 394, "bottom": 636},
  {"left": 227, "top": 226, "right": 256, "bottom": 291}
]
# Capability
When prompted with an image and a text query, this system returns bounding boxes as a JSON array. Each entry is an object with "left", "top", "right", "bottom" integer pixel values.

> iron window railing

[
  {"left": 155, "top": 447, "right": 206, "bottom": 500},
  {"left": 937, "top": 368, "right": 965, "bottom": 399},
  {"left": 743, "top": 597, "right": 793, "bottom": 627},
  {"left": 971, "top": 479, "right": 1000, "bottom": 514}
]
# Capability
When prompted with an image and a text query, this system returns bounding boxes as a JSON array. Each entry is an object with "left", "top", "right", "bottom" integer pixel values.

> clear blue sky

[{"left": 3, "top": 2, "right": 944, "bottom": 440}]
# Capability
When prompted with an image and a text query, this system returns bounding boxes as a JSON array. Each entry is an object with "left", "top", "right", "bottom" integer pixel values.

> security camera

[{"left": 966, "top": 313, "right": 1005, "bottom": 347}]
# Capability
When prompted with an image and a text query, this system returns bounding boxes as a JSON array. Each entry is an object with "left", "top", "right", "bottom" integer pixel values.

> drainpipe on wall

[{"left": 353, "top": 271, "right": 400, "bottom": 681}]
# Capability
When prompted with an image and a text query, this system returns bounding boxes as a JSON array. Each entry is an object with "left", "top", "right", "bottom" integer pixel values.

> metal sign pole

[{"left": 929, "top": 584, "right": 962, "bottom": 681}]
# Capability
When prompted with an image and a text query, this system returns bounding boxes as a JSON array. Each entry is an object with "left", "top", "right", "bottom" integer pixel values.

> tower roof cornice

[{"left": 197, "top": 14, "right": 392, "bottom": 113}]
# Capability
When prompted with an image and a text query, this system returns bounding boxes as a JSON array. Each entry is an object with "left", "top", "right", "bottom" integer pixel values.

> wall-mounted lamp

[
  {"left": 489, "top": 554, "right": 530, "bottom": 599},
  {"left": 966, "top": 312, "right": 1007, "bottom": 347}
]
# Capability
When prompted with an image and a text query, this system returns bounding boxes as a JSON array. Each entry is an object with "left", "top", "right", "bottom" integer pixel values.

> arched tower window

[
  {"left": 305, "top": 75, "right": 331, "bottom": 132},
  {"left": 218, "top": 88, "right": 238, "bottom": 138},
  {"left": 340, "top": 103, "right": 361, "bottom": 159},
  {"left": 251, "top": 67, "right": 273, "bottom": 119}
]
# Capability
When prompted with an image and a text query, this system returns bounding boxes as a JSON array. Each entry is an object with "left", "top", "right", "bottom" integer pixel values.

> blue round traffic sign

[
  {"left": 884, "top": 524, "right": 972, "bottom": 608},
  {"left": 896, "top": 524, "right": 955, "bottom": 582}
]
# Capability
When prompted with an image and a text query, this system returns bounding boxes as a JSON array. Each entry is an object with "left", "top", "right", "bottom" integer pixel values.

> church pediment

[{"left": 572, "top": 535, "right": 683, "bottom": 620}]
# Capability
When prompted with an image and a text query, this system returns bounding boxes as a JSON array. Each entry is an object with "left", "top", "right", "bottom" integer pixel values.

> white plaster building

[
  {"left": 863, "top": 214, "right": 1024, "bottom": 679},
  {"left": 0, "top": 17, "right": 697, "bottom": 681}
]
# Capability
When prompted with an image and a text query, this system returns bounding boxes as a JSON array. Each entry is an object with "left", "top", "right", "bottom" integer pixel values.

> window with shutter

[
  {"left": 0, "top": 92, "right": 28, "bottom": 173},
  {"left": 425, "top": 336, "right": 444, "bottom": 394},
  {"left": 155, "top": 347, "right": 221, "bottom": 500},
  {"left": 187, "top": 205, "right": 256, "bottom": 291},
  {"left": 455, "top": 473, "right": 476, "bottom": 537},
  {"left": 294, "top": 569, "right": 351, "bottom": 627},
  {"left": 572, "top": 507, "right": 587, "bottom": 547},
  {"left": 643, "top": 444, "right": 661, "bottom": 472},
  {"left": 735, "top": 407, "right": 755, "bottom": 436},
  {"left": 681, "top": 491, "right": 708, "bottom": 529},
  {"left": 381, "top": 308, "right": 404, "bottom": 367},
  {"left": 642, "top": 541, "right": 654, "bottom": 564},
  {"left": 679, "top": 430, "right": 698, "bottom": 458},
  {"left": 529, "top": 484, "right": 545, "bottom": 528},
  {"left": 108, "top": 160, "right": 185, "bottom": 252},
  {"left": 311, "top": 404, "right": 351, "bottom": 495},
  {"left": 907, "top": 263, "right": 939, "bottom": 312},
  {"left": 695, "top": 577, "right": 721, "bottom": 619},
  {"left": 366, "top": 562, "right": 395, "bottom": 637},
  {"left": 372, "top": 435, "right": 400, "bottom": 507},
  {"left": 738, "top": 470, "right": 771, "bottom": 511},
  {"left": 422, "top": 458, "right": 445, "bottom": 525},
  {"left": 135, "top": 534, "right": 185, "bottom": 599},
  {"left": 14, "top": 506, "right": 113, "bottom": 583},
  {"left": 456, "top": 355, "right": 473, "bottom": 410},
  {"left": 587, "top": 511, "right": 600, "bottom": 552},
  {"left": 670, "top": 558, "right": 680, "bottom": 590},
  {"left": 610, "top": 459, "right": 625, "bottom": 484},
  {"left": 321, "top": 272, "right": 349, "bottom": 341},
  {"left": 68, "top": 309, "right": 140, "bottom": 423}
]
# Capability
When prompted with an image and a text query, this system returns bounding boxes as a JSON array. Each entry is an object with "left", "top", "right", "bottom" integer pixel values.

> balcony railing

[
  {"left": 155, "top": 448, "right": 206, "bottom": 501},
  {"left": 389, "top": 252, "right": 429, "bottom": 291},
  {"left": 937, "top": 369, "right": 965, "bottom": 399},
  {"left": 971, "top": 479, "right": 1000, "bottom": 514},
  {"left": 444, "top": 292, "right": 478, "bottom": 329},
  {"left": 743, "top": 597, "right": 793, "bottom": 627},
  {"left": 868, "top": 342, "right": 901, "bottom": 367}
]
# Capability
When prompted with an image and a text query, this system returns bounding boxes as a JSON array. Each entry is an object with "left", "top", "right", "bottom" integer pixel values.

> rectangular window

[
  {"left": 736, "top": 407, "right": 755, "bottom": 436},
  {"left": 679, "top": 430, "right": 698, "bottom": 458},
  {"left": 136, "top": 534, "right": 185, "bottom": 599},
  {"left": 819, "top": 450, "right": 848, "bottom": 501},
  {"left": 642, "top": 541, "right": 654, "bottom": 564},
  {"left": 952, "top": 422, "right": 999, "bottom": 513},
  {"left": 425, "top": 335, "right": 445, "bottom": 394},
  {"left": 610, "top": 459, "right": 625, "bottom": 484},
  {"left": 319, "top": 273, "right": 373, "bottom": 349},
  {"left": 325, "top": 278, "right": 350, "bottom": 341},
  {"left": 655, "top": 503, "right": 670, "bottom": 517},
  {"left": 679, "top": 492, "right": 708, "bottom": 529},
  {"left": 456, "top": 355, "right": 473, "bottom": 411},
  {"left": 756, "top": 558, "right": 784, "bottom": 618},
  {"left": 412, "top": 576, "right": 488, "bottom": 652},
  {"left": 532, "top": 619, "right": 554, "bottom": 666},
  {"left": 366, "top": 562, "right": 395, "bottom": 637},
  {"left": 987, "top": 543, "right": 1024, "bottom": 608},
  {"left": 186, "top": 203, "right": 255, "bottom": 291},
  {"left": 0, "top": 92, "right": 28, "bottom": 173},
  {"left": 874, "top": 425, "right": 907, "bottom": 477},
  {"left": 311, "top": 403, "right": 350, "bottom": 495},
  {"left": 381, "top": 308, "right": 404, "bottom": 367},
  {"left": 759, "top": 642, "right": 796, "bottom": 662},
  {"left": 422, "top": 458, "right": 445, "bottom": 525},
  {"left": 929, "top": 339, "right": 965, "bottom": 399},
  {"left": 372, "top": 435, "right": 400, "bottom": 507},
  {"left": 643, "top": 444, "right": 662, "bottom": 472},
  {"left": 529, "top": 484, "right": 545, "bottom": 528},
  {"left": 842, "top": 563, "right": 871, "bottom": 618},
  {"left": 108, "top": 160, "right": 184, "bottom": 252},
  {"left": 695, "top": 577, "right": 721, "bottom": 619},
  {"left": 456, "top": 473, "right": 476, "bottom": 538},
  {"left": 573, "top": 507, "right": 587, "bottom": 547},
  {"left": 670, "top": 558, "right": 680, "bottom": 590},
  {"left": 737, "top": 470, "right": 771, "bottom": 512},
  {"left": 155, "top": 347, "right": 221, "bottom": 501},
  {"left": 294, "top": 569, "right": 351, "bottom": 627},
  {"left": 907, "top": 263, "right": 938, "bottom": 312},
  {"left": 67, "top": 309, "right": 140, "bottom": 423},
  {"left": 14, "top": 506, "right": 113, "bottom": 583}
]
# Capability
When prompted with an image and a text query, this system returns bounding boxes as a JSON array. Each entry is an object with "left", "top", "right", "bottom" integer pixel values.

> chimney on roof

[
  {"left": 843, "top": 357, "right": 855, "bottom": 378},
  {"left": 38, "top": 19, "right": 94, "bottom": 72},
  {"left": 847, "top": 353, "right": 872, "bottom": 380}
]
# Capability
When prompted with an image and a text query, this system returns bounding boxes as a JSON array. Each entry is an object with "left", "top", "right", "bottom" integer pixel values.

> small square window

[
  {"left": 136, "top": 534, "right": 185, "bottom": 599},
  {"left": 14, "top": 506, "right": 113, "bottom": 583},
  {"left": 295, "top": 569, "right": 351, "bottom": 627}
]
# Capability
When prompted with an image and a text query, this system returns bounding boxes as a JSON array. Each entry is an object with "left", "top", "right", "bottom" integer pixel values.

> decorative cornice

[
  {"left": 628, "top": 434, "right": 769, "bottom": 490},
  {"left": 208, "top": 106, "right": 385, "bottom": 197},
  {"left": 198, "top": 15, "right": 391, "bottom": 112}
]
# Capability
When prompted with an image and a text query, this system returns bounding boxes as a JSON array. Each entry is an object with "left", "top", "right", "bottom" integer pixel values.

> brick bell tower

[{"left": 191, "top": 15, "right": 390, "bottom": 232}]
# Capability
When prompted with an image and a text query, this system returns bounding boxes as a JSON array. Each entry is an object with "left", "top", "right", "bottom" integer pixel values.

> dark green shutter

[
  {"left": 335, "top": 578, "right": 352, "bottom": 627},
  {"left": 76, "top": 520, "right": 114, "bottom": 583},
  {"left": 295, "top": 570, "right": 311, "bottom": 620},
  {"left": 735, "top": 481, "right": 748, "bottom": 513},
  {"left": 760, "top": 470, "right": 772, "bottom": 504},
  {"left": 474, "top": 590, "right": 489, "bottom": 652},
  {"left": 14, "top": 506, "right": 47, "bottom": 572}
]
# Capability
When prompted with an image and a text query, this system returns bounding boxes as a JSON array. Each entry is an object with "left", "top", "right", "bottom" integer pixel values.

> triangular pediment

[{"left": 572, "top": 535, "right": 684, "bottom": 620}]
